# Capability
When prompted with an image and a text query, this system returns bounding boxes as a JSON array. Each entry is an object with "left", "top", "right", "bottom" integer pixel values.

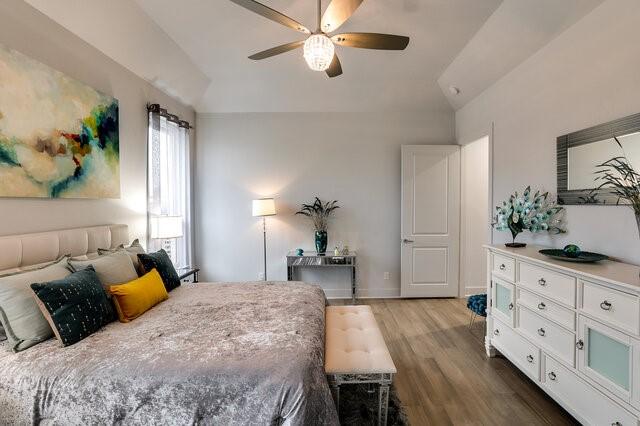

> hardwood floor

[{"left": 329, "top": 298, "right": 578, "bottom": 425}]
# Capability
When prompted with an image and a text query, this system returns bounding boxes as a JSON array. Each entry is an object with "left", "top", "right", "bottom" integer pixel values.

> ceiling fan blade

[
  {"left": 229, "top": 0, "right": 310, "bottom": 34},
  {"left": 320, "top": 0, "right": 364, "bottom": 33},
  {"left": 332, "top": 33, "right": 410, "bottom": 50},
  {"left": 326, "top": 54, "right": 343, "bottom": 78},
  {"left": 249, "top": 40, "right": 305, "bottom": 60}
]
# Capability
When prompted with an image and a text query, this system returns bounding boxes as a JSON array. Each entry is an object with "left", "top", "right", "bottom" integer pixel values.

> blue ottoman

[{"left": 467, "top": 294, "right": 487, "bottom": 328}]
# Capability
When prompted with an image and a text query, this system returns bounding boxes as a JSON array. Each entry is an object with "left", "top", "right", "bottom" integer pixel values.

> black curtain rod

[{"left": 147, "top": 103, "right": 193, "bottom": 129}]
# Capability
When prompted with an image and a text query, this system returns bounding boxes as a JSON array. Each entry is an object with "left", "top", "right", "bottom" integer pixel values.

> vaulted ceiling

[
  {"left": 133, "top": 0, "right": 502, "bottom": 113},
  {"left": 24, "top": 0, "right": 606, "bottom": 114}
]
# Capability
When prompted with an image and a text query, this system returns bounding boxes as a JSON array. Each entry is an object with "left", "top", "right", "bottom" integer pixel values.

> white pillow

[{"left": 68, "top": 251, "right": 138, "bottom": 291}]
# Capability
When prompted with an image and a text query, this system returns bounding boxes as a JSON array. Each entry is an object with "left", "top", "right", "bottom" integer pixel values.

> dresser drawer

[
  {"left": 518, "top": 306, "right": 575, "bottom": 367},
  {"left": 581, "top": 281, "right": 639, "bottom": 335},
  {"left": 518, "top": 262, "right": 576, "bottom": 307},
  {"left": 492, "top": 318, "right": 540, "bottom": 381},
  {"left": 518, "top": 288, "right": 575, "bottom": 331},
  {"left": 544, "top": 355, "right": 637, "bottom": 426},
  {"left": 492, "top": 253, "right": 515, "bottom": 282}
]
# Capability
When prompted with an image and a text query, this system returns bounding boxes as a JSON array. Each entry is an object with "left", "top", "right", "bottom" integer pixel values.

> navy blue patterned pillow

[
  {"left": 31, "top": 266, "right": 115, "bottom": 347},
  {"left": 137, "top": 249, "right": 181, "bottom": 292}
]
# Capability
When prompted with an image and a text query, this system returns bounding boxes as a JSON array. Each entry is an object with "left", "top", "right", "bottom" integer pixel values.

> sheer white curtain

[{"left": 147, "top": 105, "right": 192, "bottom": 268}]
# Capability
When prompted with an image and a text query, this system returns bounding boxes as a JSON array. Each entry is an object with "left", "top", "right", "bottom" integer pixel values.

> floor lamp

[{"left": 252, "top": 198, "right": 276, "bottom": 281}]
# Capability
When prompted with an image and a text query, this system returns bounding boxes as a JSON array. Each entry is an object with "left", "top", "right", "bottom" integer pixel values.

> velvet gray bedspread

[{"left": 0, "top": 282, "right": 339, "bottom": 426}]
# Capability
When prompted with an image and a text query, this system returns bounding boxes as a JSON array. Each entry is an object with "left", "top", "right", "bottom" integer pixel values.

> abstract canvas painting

[{"left": 0, "top": 43, "right": 119, "bottom": 198}]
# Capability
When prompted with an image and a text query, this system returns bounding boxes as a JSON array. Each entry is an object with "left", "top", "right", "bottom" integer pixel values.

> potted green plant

[
  {"left": 295, "top": 197, "right": 339, "bottom": 255},
  {"left": 493, "top": 186, "right": 565, "bottom": 247},
  {"left": 595, "top": 137, "right": 640, "bottom": 235}
]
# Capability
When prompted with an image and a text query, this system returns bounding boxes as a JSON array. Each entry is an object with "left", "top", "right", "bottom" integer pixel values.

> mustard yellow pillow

[{"left": 109, "top": 269, "right": 168, "bottom": 323}]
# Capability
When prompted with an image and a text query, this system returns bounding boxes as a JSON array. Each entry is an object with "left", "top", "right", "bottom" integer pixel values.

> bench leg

[
  {"left": 378, "top": 384, "right": 389, "bottom": 426},
  {"left": 330, "top": 383, "right": 340, "bottom": 414}
]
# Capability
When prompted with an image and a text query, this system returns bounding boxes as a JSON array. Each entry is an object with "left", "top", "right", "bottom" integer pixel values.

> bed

[{"left": 0, "top": 225, "right": 338, "bottom": 425}]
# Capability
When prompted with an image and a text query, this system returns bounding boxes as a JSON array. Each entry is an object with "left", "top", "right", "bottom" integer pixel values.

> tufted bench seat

[{"left": 325, "top": 305, "right": 396, "bottom": 425}]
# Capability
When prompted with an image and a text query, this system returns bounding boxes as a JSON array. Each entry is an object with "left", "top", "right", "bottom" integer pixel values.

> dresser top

[{"left": 486, "top": 244, "right": 640, "bottom": 292}]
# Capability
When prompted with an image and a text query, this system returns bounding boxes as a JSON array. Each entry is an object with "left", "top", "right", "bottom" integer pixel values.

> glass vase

[{"left": 315, "top": 230, "right": 328, "bottom": 255}]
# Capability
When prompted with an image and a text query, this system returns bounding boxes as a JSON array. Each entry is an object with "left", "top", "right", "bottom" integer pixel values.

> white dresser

[{"left": 486, "top": 245, "right": 640, "bottom": 426}]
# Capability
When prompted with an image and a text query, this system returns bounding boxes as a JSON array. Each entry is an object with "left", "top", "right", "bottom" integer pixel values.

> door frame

[{"left": 457, "top": 124, "right": 494, "bottom": 297}]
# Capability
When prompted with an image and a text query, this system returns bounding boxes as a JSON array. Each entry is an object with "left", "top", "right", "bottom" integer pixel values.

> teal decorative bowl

[{"left": 539, "top": 249, "right": 608, "bottom": 263}]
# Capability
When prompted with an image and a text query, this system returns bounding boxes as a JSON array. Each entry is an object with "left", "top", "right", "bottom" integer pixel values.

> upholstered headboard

[{"left": 0, "top": 224, "right": 129, "bottom": 275}]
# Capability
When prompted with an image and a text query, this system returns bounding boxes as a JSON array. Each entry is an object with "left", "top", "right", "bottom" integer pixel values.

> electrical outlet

[
  {"left": 383, "top": 272, "right": 390, "bottom": 280},
  {"left": 258, "top": 272, "right": 265, "bottom": 280}
]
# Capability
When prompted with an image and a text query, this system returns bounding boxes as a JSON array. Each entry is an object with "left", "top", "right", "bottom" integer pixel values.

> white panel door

[{"left": 401, "top": 145, "right": 460, "bottom": 297}]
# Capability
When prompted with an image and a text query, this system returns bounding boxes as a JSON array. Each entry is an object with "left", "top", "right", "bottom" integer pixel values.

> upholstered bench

[{"left": 325, "top": 305, "right": 397, "bottom": 426}]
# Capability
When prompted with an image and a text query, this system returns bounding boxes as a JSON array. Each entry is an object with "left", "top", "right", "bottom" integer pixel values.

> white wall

[
  {"left": 460, "top": 136, "right": 490, "bottom": 296},
  {"left": 456, "top": 0, "right": 640, "bottom": 265},
  {"left": 0, "top": 0, "right": 195, "bottom": 242},
  {"left": 195, "top": 111, "right": 454, "bottom": 297}
]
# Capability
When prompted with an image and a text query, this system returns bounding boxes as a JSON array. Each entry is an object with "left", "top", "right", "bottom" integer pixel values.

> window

[{"left": 147, "top": 104, "right": 192, "bottom": 268}]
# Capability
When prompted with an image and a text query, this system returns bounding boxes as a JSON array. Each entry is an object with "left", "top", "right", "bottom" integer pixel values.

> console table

[{"left": 286, "top": 251, "right": 357, "bottom": 303}]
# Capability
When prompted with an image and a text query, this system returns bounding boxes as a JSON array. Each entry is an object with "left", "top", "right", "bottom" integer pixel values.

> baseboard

[
  {"left": 323, "top": 287, "right": 401, "bottom": 299},
  {"left": 464, "top": 286, "right": 486, "bottom": 296}
]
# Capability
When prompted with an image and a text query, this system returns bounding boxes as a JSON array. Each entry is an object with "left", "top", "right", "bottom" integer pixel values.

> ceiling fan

[{"left": 229, "top": 0, "right": 410, "bottom": 77}]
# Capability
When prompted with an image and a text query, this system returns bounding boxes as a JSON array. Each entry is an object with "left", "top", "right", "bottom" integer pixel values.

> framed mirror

[{"left": 557, "top": 112, "right": 640, "bottom": 205}]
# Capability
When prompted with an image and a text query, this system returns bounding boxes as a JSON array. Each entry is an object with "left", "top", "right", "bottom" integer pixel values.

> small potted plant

[
  {"left": 493, "top": 186, "right": 565, "bottom": 247},
  {"left": 296, "top": 197, "right": 339, "bottom": 255}
]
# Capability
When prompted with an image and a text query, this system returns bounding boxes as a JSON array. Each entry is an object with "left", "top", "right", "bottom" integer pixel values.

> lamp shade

[
  {"left": 252, "top": 198, "right": 276, "bottom": 217},
  {"left": 150, "top": 215, "right": 183, "bottom": 239}
]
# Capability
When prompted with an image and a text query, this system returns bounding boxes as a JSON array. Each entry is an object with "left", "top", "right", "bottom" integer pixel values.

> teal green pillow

[
  {"left": 0, "top": 257, "right": 71, "bottom": 352},
  {"left": 138, "top": 249, "right": 181, "bottom": 292},
  {"left": 31, "top": 266, "right": 114, "bottom": 347}
]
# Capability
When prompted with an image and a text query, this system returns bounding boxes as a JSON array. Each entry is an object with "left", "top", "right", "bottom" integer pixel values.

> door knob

[{"left": 402, "top": 239, "right": 414, "bottom": 244}]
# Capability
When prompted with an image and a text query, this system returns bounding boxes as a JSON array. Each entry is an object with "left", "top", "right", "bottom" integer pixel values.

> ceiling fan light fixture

[{"left": 303, "top": 34, "right": 335, "bottom": 72}]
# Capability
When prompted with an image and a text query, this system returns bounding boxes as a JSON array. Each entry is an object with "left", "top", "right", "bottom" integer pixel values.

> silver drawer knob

[
  {"left": 494, "top": 329, "right": 500, "bottom": 336},
  {"left": 499, "top": 264, "right": 506, "bottom": 271},
  {"left": 548, "top": 371, "right": 556, "bottom": 381},
  {"left": 538, "top": 278, "right": 546, "bottom": 286},
  {"left": 576, "top": 339, "right": 584, "bottom": 350},
  {"left": 537, "top": 302, "right": 546, "bottom": 310},
  {"left": 508, "top": 303, "right": 514, "bottom": 311},
  {"left": 612, "top": 422, "right": 622, "bottom": 426},
  {"left": 526, "top": 354, "right": 534, "bottom": 363},
  {"left": 600, "top": 300, "right": 612, "bottom": 311},
  {"left": 537, "top": 328, "right": 546, "bottom": 337}
]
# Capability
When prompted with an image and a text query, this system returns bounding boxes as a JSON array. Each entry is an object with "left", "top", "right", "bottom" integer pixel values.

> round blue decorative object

[
  {"left": 296, "top": 248, "right": 304, "bottom": 256},
  {"left": 467, "top": 294, "right": 487, "bottom": 317},
  {"left": 563, "top": 244, "right": 581, "bottom": 258}
]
